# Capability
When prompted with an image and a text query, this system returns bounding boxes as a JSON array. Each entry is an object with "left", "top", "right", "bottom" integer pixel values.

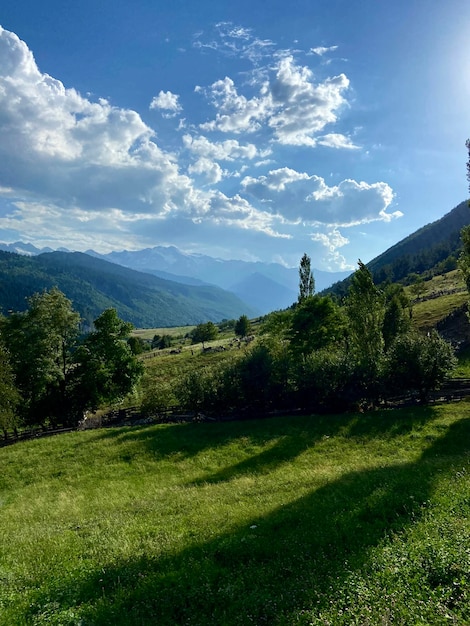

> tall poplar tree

[
  {"left": 298, "top": 253, "right": 315, "bottom": 302},
  {"left": 346, "top": 260, "right": 385, "bottom": 366}
]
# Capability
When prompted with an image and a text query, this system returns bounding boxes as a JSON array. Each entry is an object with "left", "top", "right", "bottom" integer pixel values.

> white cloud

[
  {"left": 0, "top": 26, "right": 192, "bottom": 217},
  {"left": 149, "top": 90, "right": 183, "bottom": 117},
  {"left": 194, "top": 22, "right": 275, "bottom": 65},
  {"left": 188, "top": 157, "right": 225, "bottom": 184},
  {"left": 197, "top": 56, "right": 350, "bottom": 146},
  {"left": 183, "top": 134, "right": 267, "bottom": 161},
  {"left": 0, "top": 25, "right": 400, "bottom": 271},
  {"left": 242, "top": 167, "right": 400, "bottom": 226},
  {"left": 318, "top": 133, "right": 360, "bottom": 150},
  {"left": 197, "top": 76, "right": 270, "bottom": 133},
  {"left": 310, "top": 46, "right": 338, "bottom": 56},
  {"left": 268, "top": 57, "right": 350, "bottom": 145}
]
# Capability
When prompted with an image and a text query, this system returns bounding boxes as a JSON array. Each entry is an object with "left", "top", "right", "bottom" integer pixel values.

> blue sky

[{"left": 0, "top": 0, "right": 469, "bottom": 271}]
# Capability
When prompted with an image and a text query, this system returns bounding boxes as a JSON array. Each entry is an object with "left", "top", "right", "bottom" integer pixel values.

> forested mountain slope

[
  {"left": 327, "top": 200, "right": 470, "bottom": 296},
  {"left": 0, "top": 251, "right": 256, "bottom": 327}
]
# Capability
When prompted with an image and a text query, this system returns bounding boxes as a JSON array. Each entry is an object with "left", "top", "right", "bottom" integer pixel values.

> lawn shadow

[
  {"left": 88, "top": 406, "right": 440, "bottom": 482},
  {"left": 24, "top": 413, "right": 469, "bottom": 625}
]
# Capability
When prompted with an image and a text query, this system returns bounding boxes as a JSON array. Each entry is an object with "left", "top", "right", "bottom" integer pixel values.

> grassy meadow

[
  {"left": 408, "top": 269, "right": 467, "bottom": 330},
  {"left": 1, "top": 403, "right": 469, "bottom": 625}
]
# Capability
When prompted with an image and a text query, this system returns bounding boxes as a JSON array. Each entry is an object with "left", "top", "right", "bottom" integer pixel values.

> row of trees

[
  {"left": 0, "top": 288, "right": 143, "bottom": 434},
  {"left": 145, "top": 259, "right": 456, "bottom": 418}
]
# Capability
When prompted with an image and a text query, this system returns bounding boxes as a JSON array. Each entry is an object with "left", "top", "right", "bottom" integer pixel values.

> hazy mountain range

[
  {"left": 1, "top": 198, "right": 468, "bottom": 325},
  {"left": 0, "top": 242, "right": 350, "bottom": 315},
  {"left": 0, "top": 251, "right": 257, "bottom": 327}
]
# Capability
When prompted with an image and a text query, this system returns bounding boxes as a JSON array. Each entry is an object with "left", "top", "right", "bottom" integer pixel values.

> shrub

[{"left": 385, "top": 331, "right": 456, "bottom": 401}]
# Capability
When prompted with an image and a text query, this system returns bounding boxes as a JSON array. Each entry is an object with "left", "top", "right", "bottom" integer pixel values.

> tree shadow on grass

[
  {"left": 24, "top": 411, "right": 469, "bottom": 625},
  {"left": 88, "top": 406, "right": 438, "bottom": 478}
]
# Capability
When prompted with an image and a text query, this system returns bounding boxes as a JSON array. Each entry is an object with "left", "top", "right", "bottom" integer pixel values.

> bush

[
  {"left": 385, "top": 331, "right": 456, "bottom": 401},
  {"left": 294, "top": 349, "right": 366, "bottom": 413}
]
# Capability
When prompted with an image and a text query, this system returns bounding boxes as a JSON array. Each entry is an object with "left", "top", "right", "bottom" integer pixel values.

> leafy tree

[
  {"left": 298, "top": 253, "right": 315, "bottom": 302},
  {"left": 218, "top": 318, "right": 236, "bottom": 332},
  {"left": 191, "top": 321, "right": 218, "bottom": 348},
  {"left": 158, "top": 335, "right": 172, "bottom": 350},
  {"left": 290, "top": 295, "right": 345, "bottom": 358},
  {"left": 234, "top": 314, "right": 251, "bottom": 338},
  {"left": 0, "top": 288, "right": 80, "bottom": 425},
  {"left": 71, "top": 309, "right": 144, "bottom": 417},
  {"left": 294, "top": 347, "right": 360, "bottom": 413},
  {"left": 260, "top": 309, "right": 294, "bottom": 340},
  {"left": 344, "top": 261, "right": 386, "bottom": 403},
  {"left": 346, "top": 261, "right": 385, "bottom": 365},
  {"left": 408, "top": 273, "right": 425, "bottom": 299},
  {"left": 382, "top": 284, "right": 411, "bottom": 351},
  {"left": 0, "top": 342, "right": 20, "bottom": 436},
  {"left": 385, "top": 331, "right": 456, "bottom": 401},
  {"left": 128, "top": 336, "right": 146, "bottom": 355},
  {"left": 459, "top": 225, "right": 470, "bottom": 295},
  {"left": 151, "top": 334, "right": 161, "bottom": 350},
  {"left": 459, "top": 141, "right": 470, "bottom": 298}
]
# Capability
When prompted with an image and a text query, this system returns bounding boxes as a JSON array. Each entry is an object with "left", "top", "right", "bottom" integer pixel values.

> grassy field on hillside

[
  {"left": 1, "top": 404, "right": 469, "bottom": 625},
  {"left": 408, "top": 269, "right": 467, "bottom": 330}
]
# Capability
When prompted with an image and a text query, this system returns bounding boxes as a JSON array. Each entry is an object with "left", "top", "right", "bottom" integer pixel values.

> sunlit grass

[{"left": 1, "top": 405, "right": 469, "bottom": 624}]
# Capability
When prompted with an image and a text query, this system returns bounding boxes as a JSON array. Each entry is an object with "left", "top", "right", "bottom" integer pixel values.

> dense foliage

[
  {"left": 0, "top": 289, "right": 143, "bottom": 428},
  {"left": 142, "top": 261, "right": 457, "bottom": 419}
]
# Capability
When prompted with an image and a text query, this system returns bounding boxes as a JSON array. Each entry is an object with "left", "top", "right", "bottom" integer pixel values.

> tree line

[
  {"left": 0, "top": 288, "right": 143, "bottom": 435},
  {"left": 141, "top": 257, "right": 457, "bottom": 419}
]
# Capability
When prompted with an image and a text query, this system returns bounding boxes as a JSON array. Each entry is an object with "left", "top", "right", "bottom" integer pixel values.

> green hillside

[
  {"left": 1, "top": 406, "right": 468, "bottom": 624},
  {"left": 0, "top": 250, "right": 256, "bottom": 327},
  {"left": 327, "top": 200, "right": 470, "bottom": 296},
  {"left": 369, "top": 199, "right": 470, "bottom": 278}
]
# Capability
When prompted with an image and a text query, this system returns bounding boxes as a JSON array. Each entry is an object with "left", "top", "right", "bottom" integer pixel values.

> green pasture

[{"left": 1, "top": 403, "right": 469, "bottom": 625}]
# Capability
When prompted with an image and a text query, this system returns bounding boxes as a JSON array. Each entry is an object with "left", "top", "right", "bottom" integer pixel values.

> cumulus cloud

[
  {"left": 242, "top": 167, "right": 400, "bottom": 226},
  {"left": 197, "top": 76, "right": 270, "bottom": 133},
  {"left": 196, "top": 56, "right": 350, "bottom": 146},
  {"left": 149, "top": 90, "right": 183, "bottom": 117},
  {"left": 183, "top": 134, "right": 267, "bottom": 161},
  {"left": 188, "top": 157, "right": 225, "bottom": 184},
  {"left": 0, "top": 26, "right": 191, "bottom": 218},
  {"left": 0, "top": 24, "right": 400, "bottom": 270}
]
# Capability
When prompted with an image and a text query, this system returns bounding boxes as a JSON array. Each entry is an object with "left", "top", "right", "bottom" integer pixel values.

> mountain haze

[
  {"left": 94, "top": 247, "right": 350, "bottom": 314},
  {"left": 0, "top": 251, "right": 256, "bottom": 327}
]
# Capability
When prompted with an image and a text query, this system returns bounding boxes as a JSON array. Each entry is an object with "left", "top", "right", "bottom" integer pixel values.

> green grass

[
  {"left": 1, "top": 405, "right": 469, "bottom": 625},
  {"left": 408, "top": 270, "right": 467, "bottom": 330},
  {"left": 412, "top": 292, "right": 467, "bottom": 330},
  {"left": 132, "top": 325, "right": 195, "bottom": 341}
]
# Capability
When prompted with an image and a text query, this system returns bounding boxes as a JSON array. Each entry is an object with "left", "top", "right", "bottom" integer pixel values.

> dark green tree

[
  {"left": 151, "top": 334, "right": 161, "bottom": 349},
  {"left": 71, "top": 309, "right": 144, "bottom": 416},
  {"left": 0, "top": 288, "right": 80, "bottom": 425},
  {"left": 290, "top": 295, "right": 345, "bottom": 358},
  {"left": 234, "top": 314, "right": 251, "bottom": 338},
  {"left": 128, "top": 336, "right": 146, "bottom": 355},
  {"left": 382, "top": 284, "right": 411, "bottom": 351},
  {"left": 298, "top": 253, "right": 315, "bottom": 302},
  {"left": 459, "top": 140, "right": 470, "bottom": 292},
  {"left": 346, "top": 261, "right": 385, "bottom": 364},
  {"left": 191, "top": 322, "right": 218, "bottom": 349},
  {"left": 0, "top": 342, "right": 20, "bottom": 436},
  {"left": 260, "top": 309, "right": 294, "bottom": 340}
]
